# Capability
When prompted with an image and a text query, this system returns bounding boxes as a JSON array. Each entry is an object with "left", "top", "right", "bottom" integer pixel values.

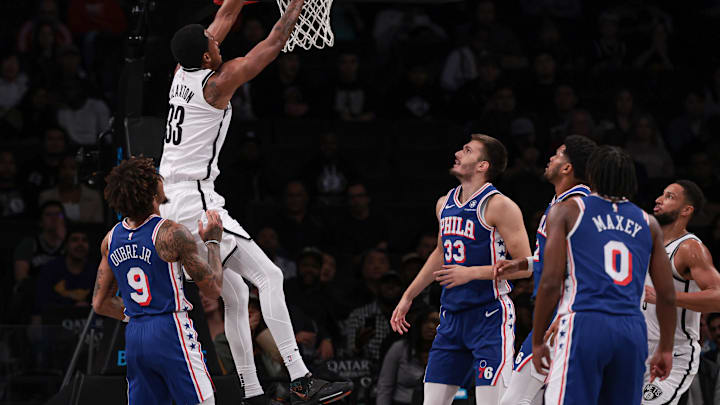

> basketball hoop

[{"left": 276, "top": 0, "right": 334, "bottom": 51}]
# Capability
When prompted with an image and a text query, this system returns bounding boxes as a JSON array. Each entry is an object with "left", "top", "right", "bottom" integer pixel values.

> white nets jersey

[
  {"left": 643, "top": 233, "right": 701, "bottom": 343},
  {"left": 159, "top": 67, "right": 232, "bottom": 183}
]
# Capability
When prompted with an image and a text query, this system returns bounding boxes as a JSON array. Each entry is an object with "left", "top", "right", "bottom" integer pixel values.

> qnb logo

[{"left": 477, "top": 360, "right": 494, "bottom": 380}]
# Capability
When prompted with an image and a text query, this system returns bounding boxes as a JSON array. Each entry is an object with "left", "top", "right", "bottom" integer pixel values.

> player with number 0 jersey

[{"left": 533, "top": 146, "right": 677, "bottom": 405}]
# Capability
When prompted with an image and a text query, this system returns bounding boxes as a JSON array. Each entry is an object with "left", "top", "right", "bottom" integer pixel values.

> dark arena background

[{"left": 1, "top": 0, "right": 720, "bottom": 404}]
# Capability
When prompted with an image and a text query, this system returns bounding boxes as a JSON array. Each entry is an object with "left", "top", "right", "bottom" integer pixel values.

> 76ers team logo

[
  {"left": 469, "top": 200, "right": 477, "bottom": 208},
  {"left": 643, "top": 384, "right": 662, "bottom": 401},
  {"left": 477, "top": 360, "right": 495, "bottom": 380}
]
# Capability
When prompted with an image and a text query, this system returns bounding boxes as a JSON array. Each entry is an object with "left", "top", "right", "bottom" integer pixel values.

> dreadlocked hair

[
  {"left": 104, "top": 157, "right": 160, "bottom": 221},
  {"left": 587, "top": 145, "right": 638, "bottom": 200},
  {"left": 563, "top": 135, "right": 597, "bottom": 182}
]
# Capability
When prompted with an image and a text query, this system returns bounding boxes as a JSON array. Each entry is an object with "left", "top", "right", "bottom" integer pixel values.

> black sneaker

[{"left": 289, "top": 374, "right": 353, "bottom": 404}]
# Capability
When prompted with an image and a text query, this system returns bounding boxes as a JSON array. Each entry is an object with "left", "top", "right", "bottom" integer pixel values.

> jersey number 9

[{"left": 127, "top": 267, "right": 153, "bottom": 306}]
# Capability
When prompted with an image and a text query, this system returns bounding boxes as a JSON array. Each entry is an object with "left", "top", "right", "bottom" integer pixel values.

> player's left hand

[
  {"left": 532, "top": 343, "right": 551, "bottom": 376},
  {"left": 649, "top": 349, "right": 672, "bottom": 382},
  {"left": 434, "top": 265, "right": 474, "bottom": 289},
  {"left": 199, "top": 210, "right": 223, "bottom": 243},
  {"left": 644, "top": 285, "right": 657, "bottom": 305}
]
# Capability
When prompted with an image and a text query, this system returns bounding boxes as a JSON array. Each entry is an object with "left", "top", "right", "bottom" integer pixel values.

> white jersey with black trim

[
  {"left": 159, "top": 67, "right": 232, "bottom": 184},
  {"left": 643, "top": 233, "right": 702, "bottom": 343}
]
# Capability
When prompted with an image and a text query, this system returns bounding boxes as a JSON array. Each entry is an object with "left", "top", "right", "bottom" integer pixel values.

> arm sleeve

[{"left": 376, "top": 340, "right": 404, "bottom": 405}]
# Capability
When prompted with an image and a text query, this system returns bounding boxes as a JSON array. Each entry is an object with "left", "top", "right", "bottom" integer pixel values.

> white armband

[{"left": 526, "top": 256, "right": 534, "bottom": 272}]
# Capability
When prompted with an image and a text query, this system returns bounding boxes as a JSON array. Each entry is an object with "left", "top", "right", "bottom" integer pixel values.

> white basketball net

[{"left": 277, "top": 0, "right": 334, "bottom": 52}]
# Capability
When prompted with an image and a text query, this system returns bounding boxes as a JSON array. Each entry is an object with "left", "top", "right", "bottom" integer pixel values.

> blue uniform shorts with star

[
  {"left": 125, "top": 312, "right": 214, "bottom": 405},
  {"left": 425, "top": 296, "right": 515, "bottom": 387}
]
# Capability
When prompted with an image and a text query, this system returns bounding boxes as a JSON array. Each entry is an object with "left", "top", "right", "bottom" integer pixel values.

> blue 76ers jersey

[
  {"left": 558, "top": 196, "right": 652, "bottom": 317},
  {"left": 439, "top": 183, "right": 511, "bottom": 311},
  {"left": 532, "top": 184, "right": 590, "bottom": 299},
  {"left": 108, "top": 215, "right": 192, "bottom": 318}
]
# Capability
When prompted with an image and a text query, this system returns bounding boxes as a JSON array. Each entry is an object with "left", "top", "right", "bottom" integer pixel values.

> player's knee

[{"left": 256, "top": 263, "right": 284, "bottom": 290}]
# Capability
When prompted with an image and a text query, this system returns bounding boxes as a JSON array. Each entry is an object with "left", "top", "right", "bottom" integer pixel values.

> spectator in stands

[
  {"left": 302, "top": 132, "right": 358, "bottom": 207},
  {"left": 39, "top": 154, "right": 103, "bottom": 223},
  {"left": 320, "top": 251, "right": 337, "bottom": 285},
  {"left": 450, "top": 54, "right": 502, "bottom": 120},
  {"left": 32, "top": 226, "right": 95, "bottom": 323},
  {"left": 522, "top": 52, "right": 558, "bottom": 115},
  {"left": 343, "top": 271, "right": 403, "bottom": 364},
  {"left": 19, "top": 86, "right": 55, "bottom": 139},
  {"left": 256, "top": 226, "right": 296, "bottom": 279},
  {"left": 22, "top": 127, "right": 67, "bottom": 202},
  {"left": 16, "top": 0, "right": 73, "bottom": 54},
  {"left": 376, "top": 307, "right": 439, "bottom": 405},
  {"left": 687, "top": 152, "right": 720, "bottom": 219},
  {"left": 54, "top": 44, "right": 88, "bottom": 89},
  {"left": 459, "top": 0, "right": 527, "bottom": 70},
  {"left": 0, "top": 53, "right": 29, "bottom": 112},
  {"left": 624, "top": 113, "right": 674, "bottom": 180},
  {"left": 589, "top": 11, "right": 627, "bottom": 76},
  {"left": 274, "top": 180, "right": 328, "bottom": 256},
  {"left": 440, "top": 26, "right": 486, "bottom": 93},
  {"left": 667, "top": 89, "right": 710, "bottom": 155},
  {"left": 13, "top": 201, "right": 66, "bottom": 294},
  {"left": 341, "top": 248, "right": 392, "bottom": 319},
  {"left": 531, "top": 19, "right": 575, "bottom": 71},
  {"left": 469, "top": 84, "right": 519, "bottom": 138},
  {"left": 565, "top": 109, "right": 601, "bottom": 143},
  {"left": 330, "top": 51, "right": 376, "bottom": 122},
  {"left": 600, "top": 88, "right": 638, "bottom": 146},
  {"left": 25, "top": 19, "right": 63, "bottom": 85},
  {"left": 545, "top": 83, "right": 579, "bottom": 149},
  {"left": 0, "top": 150, "right": 28, "bottom": 218},
  {"left": 253, "top": 52, "right": 312, "bottom": 119},
  {"left": 284, "top": 247, "right": 339, "bottom": 351},
  {"left": 336, "top": 182, "right": 389, "bottom": 262},
  {"left": 389, "top": 63, "right": 444, "bottom": 120},
  {"left": 56, "top": 79, "right": 110, "bottom": 145},
  {"left": 632, "top": 22, "right": 675, "bottom": 72},
  {"left": 704, "top": 65, "right": 720, "bottom": 116},
  {"left": 414, "top": 232, "right": 436, "bottom": 261},
  {"left": 706, "top": 313, "right": 720, "bottom": 364}
]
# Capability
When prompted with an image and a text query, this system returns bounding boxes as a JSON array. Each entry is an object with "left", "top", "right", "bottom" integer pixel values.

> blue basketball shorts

[
  {"left": 545, "top": 312, "right": 647, "bottom": 405},
  {"left": 425, "top": 295, "right": 515, "bottom": 387},
  {"left": 125, "top": 311, "right": 214, "bottom": 405}
]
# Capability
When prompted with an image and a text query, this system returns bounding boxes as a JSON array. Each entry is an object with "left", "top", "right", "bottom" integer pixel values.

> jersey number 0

[{"left": 166, "top": 104, "right": 184, "bottom": 145}]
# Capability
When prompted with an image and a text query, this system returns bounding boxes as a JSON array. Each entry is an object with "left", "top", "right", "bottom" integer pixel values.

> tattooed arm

[
  {"left": 204, "top": 0, "right": 306, "bottom": 108},
  {"left": 155, "top": 212, "right": 224, "bottom": 299},
  {"left": 92, "top": 232, "right": 126, "bottom": 320}
]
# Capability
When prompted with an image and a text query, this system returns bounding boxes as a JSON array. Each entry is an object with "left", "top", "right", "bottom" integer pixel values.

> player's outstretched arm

[
  {"left": 531, "top": 201, "right": 574, "bottom": 375},
  {"left": 207, "top": 0, "right": 246, "bottom": 45},
  {"left": 211, "top": 0, "right": 305, "bottom": 97},
  {"left": 92, "top": 232, "right": 126, "bottom": 321},
  {"left": 647, "top": 215, "right": 676, "bottom": 381},
  {"left": 155, "top": 214, "right": 224, "bottom": 300},
  {"left": 391, "top": 196, "right": 445, "bottom": 335}
]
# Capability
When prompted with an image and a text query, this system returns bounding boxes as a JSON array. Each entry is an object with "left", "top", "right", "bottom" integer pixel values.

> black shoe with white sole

[{"left": 289, "top": 374, "right": 353, "bottom": 404}]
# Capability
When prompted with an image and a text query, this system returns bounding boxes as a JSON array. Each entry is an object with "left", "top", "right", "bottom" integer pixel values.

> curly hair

[{"left": 104, "top": 157, "right": 160, "bottom": 221}]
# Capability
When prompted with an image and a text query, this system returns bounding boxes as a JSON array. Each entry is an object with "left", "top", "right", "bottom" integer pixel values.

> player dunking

[
  {"left": 533, "top": 146, "right": 677, "bottom": 404},
  {"left": 495, "top": 135, "right": 597, "bottom": 405},
  {"left": 641, "top": 180, "right": 720, "bottom": 404},
  {"left": 92, "top": 157, "right": 224, "bottom": 405},
  {"left": 390, "top": 134, "right": 532, "bottom": 404},
  {"left": 160, "top": 0, "right": 352, "bottom": 403}
]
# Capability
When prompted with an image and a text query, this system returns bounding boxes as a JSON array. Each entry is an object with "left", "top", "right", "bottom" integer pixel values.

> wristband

[
  {"left": 526, "top": 256, "right": 534, "bottom": 272},
  {"left": 204, "top": 239, "right": 220, "bottom": 246}
]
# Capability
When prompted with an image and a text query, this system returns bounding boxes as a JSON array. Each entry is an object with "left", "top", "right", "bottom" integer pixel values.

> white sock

[{"left": 423, "top": 382, "right": 459, "bottom": 405}]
